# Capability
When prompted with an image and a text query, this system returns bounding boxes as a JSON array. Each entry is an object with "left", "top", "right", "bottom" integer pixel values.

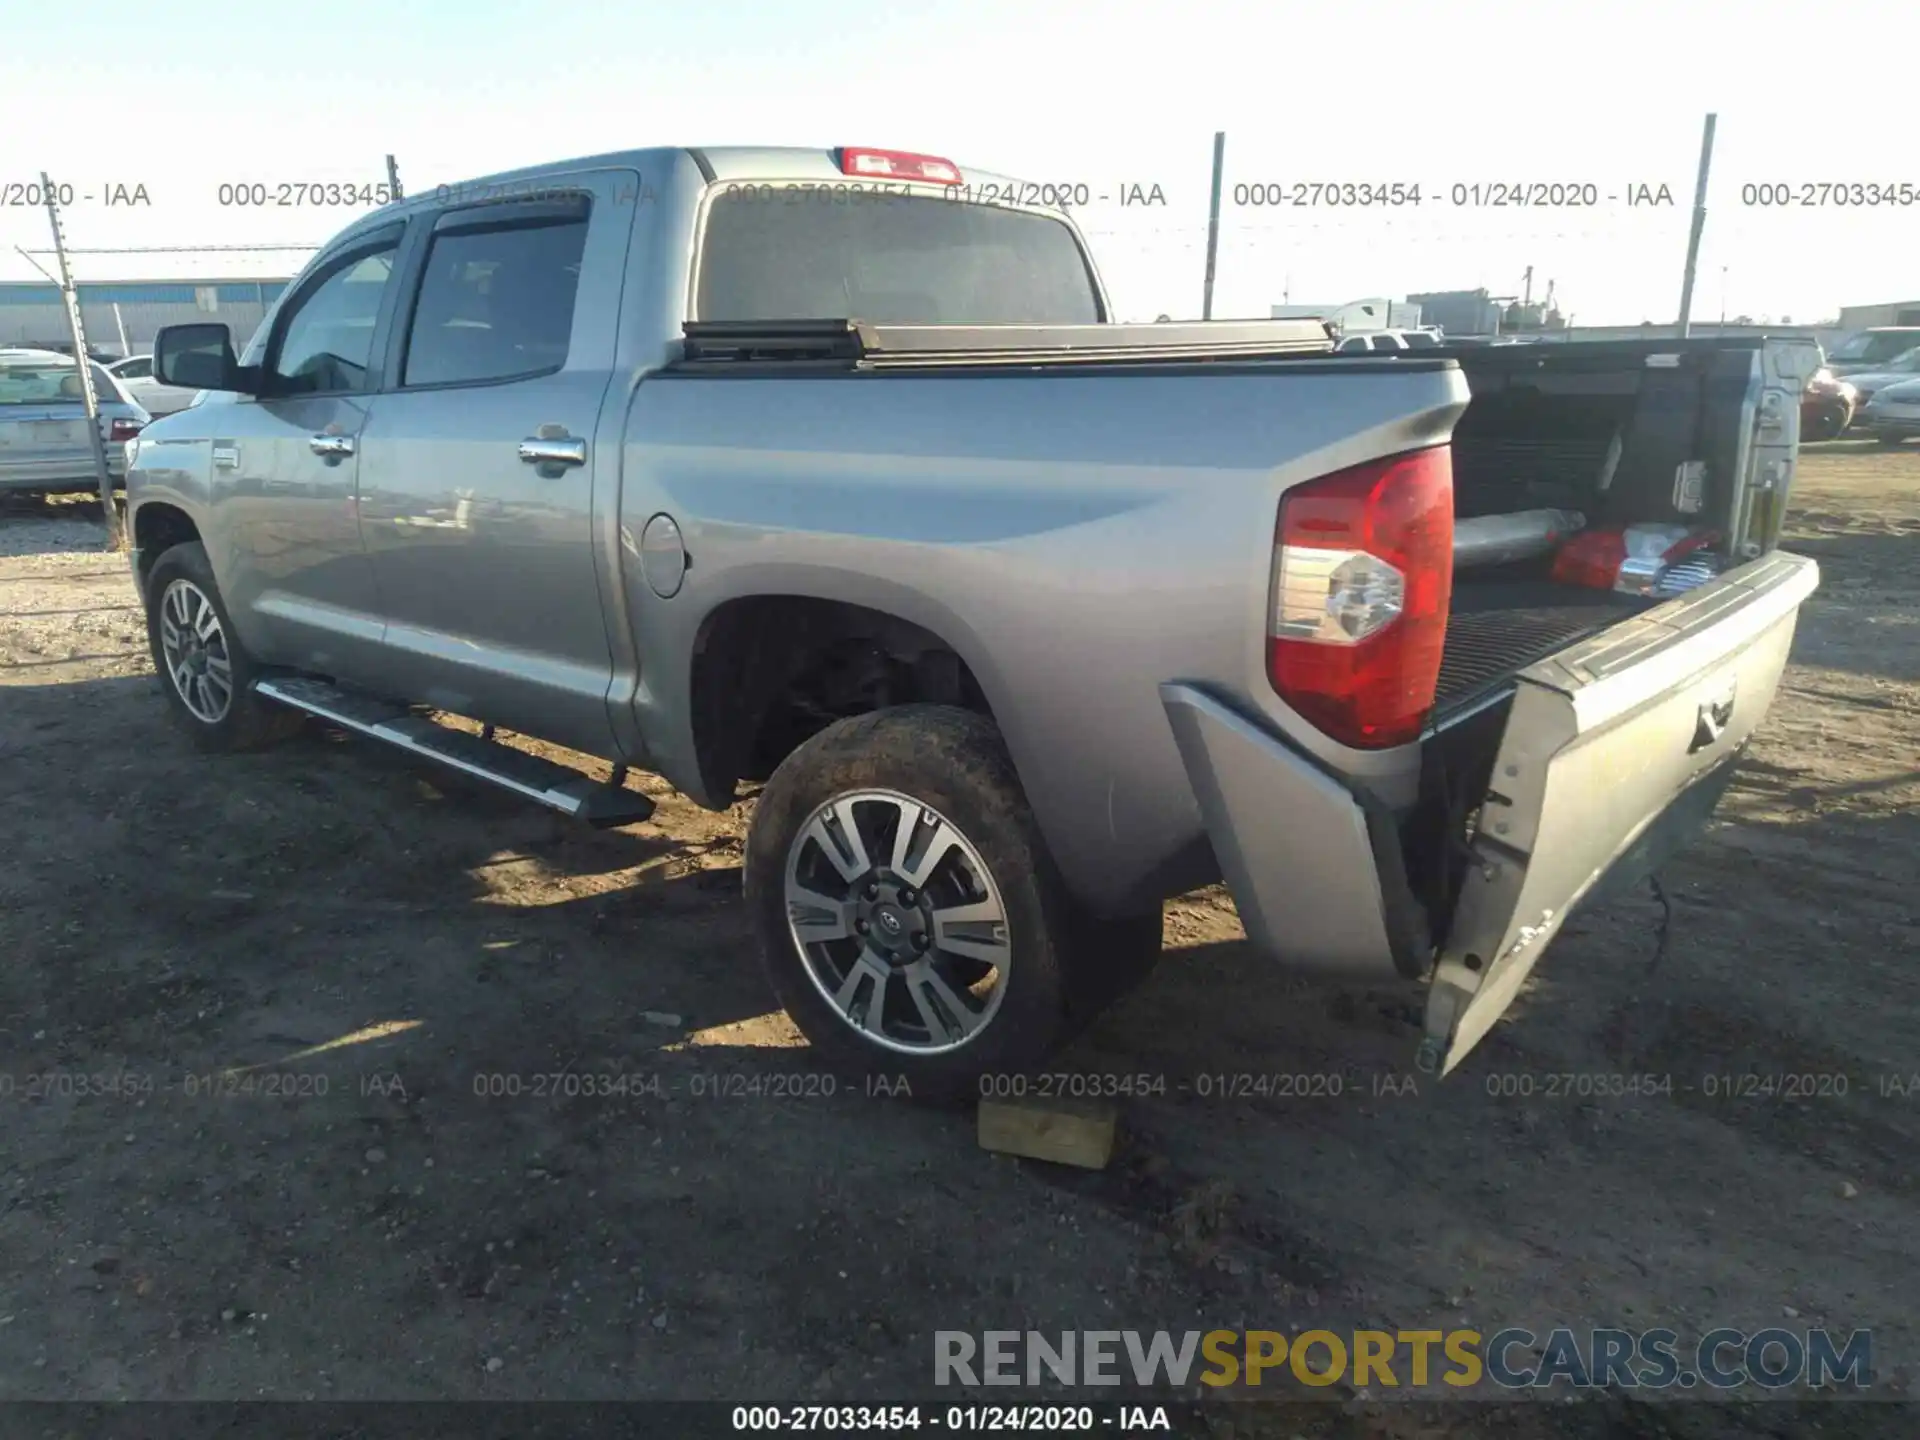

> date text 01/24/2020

[
  {"left": 1228, "top": 181, "right": 1676, "bottom": 208},
  {"left": 729, "top": 1405, "right": 1173, "bottom": 1432}
]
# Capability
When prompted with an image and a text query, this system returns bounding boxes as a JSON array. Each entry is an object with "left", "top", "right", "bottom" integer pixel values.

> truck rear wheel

[
  {"left": 744, "top": 705, "right": 1143, "bottom": 1101},
  {"left": 143, "top": 542, "right": 301, "bottom": 753}
]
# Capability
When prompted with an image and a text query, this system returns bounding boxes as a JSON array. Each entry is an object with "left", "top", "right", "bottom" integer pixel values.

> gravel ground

[{"left": 0, "top": 443, "right": 1916, "bottom": 1436}]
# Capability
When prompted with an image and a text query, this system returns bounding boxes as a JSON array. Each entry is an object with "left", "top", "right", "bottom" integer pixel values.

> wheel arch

[
  {"left": 688, "top": 592, "right": 1009, "bottom": 802},
  {"left": 131, "top": 500, "right": 204, "bottom": 596}
]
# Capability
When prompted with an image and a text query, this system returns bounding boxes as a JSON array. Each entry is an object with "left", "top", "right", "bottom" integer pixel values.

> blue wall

[{"left": 0, "top": 281, "right": 290, "bottom": 307}]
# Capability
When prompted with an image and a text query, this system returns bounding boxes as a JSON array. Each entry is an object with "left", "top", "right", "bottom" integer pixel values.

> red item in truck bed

[{"left": 1550, "top": 527, "right": 1630, "bottom": 589}]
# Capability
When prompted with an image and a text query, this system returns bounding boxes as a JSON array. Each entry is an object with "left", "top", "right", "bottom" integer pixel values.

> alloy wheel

[
  {"left": 783, "top": 789, "right": 1012, "bottom": 1055},
  {"left": 158, "top": 578, "right": 234, "bottom": 724}
]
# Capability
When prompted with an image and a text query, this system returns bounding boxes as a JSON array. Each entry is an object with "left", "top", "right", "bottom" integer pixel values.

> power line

[{"left": 14, "top": 243, "right": 323, "bottom": 255}]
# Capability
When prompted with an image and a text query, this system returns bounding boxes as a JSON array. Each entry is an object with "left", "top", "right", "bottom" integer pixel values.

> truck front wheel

[
  {"left": 744, "top": 705, "right": 1143, "bottom": 1101},
  {"left": 143, "top": 542, "right": 301, "bottom": 753}
]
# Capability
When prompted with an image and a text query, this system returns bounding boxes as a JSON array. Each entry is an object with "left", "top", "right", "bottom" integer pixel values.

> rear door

[
  {"left": 350, "top": 172, "right": 637, "bottom": 755},
  {"left": 1423, "top": 550, "right": 1819, "bottom": 1072}
]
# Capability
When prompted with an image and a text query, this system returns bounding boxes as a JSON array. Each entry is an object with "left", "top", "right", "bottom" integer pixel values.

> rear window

[
  {"left": 695, "top": 189, "right": 1102, "bottom": 325},
  {"left": 0, "top": 358, "right": 119, "bottom": 406},
  {"left": 1402, "top": 330, "right": 1440, "bottom": 348},
  {"left": 1830, "top": 331, "right": 1920, "bottom": 363}
]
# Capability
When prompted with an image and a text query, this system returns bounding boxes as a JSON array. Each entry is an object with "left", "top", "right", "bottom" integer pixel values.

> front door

[
  {"left": 209, "top": 225, "right": 404, "bottom": 678},
  {"left": 352, "top": 176, "right": 635, "bottom": 755}
]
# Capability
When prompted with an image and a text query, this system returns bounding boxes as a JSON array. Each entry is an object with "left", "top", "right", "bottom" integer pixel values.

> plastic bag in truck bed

[{"left": 1551, "top": 524, "right": 1722, "bottom": 598}]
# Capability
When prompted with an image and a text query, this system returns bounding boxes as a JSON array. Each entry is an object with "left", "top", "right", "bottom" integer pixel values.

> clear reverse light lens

[{"left": 1272, "top": 546, "right": 1406, "bottom": 643}]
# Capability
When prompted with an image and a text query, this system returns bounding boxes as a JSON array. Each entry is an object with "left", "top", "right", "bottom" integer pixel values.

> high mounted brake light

[
  {"left": 1268, "top": 447, "right": 1453, "bottom": 749},
  {"left": 838, "top": 148, "right": 961, "bottom": 184}
]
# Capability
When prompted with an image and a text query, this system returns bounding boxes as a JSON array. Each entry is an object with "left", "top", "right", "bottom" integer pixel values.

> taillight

[
  {"left": 1267, "top": 446, "right": 1454, "bottom": 749},
  {"left": 837, "top": 147, "right": 962, "bottom": 184},
  {"left": 108, "top": 417, "right": 144, "bottom": 443}
]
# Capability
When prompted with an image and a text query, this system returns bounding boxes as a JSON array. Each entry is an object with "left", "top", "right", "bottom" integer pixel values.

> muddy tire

[
  {"left": 143, "top": 542, "right": 301, "bottom": 753},
  {"left": 744, "top": 705, "right": 1147, "bottom": 1102}
]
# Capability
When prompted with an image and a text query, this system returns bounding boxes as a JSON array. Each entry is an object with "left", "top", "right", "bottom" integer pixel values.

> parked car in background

[
  {"left": 1860, "top": 376, "right": 1920, "bottom": 445},
  {"left": 1800, "top": 366, "right": 1857, "bottom": 441},
  {"left": 1826, "top": 328, "right": 1920, "bottom": 377},
  {"left": 1334, "top": 328, "right": 1444, "bottom": 353},
  {"left": 108, "top": 354, "right": 201, "bottom": 417},
  {"left": 1832, "top": 347, "right": 1920, "bottom": 421},
  {"left": 0, "top": 347, "right": 149, "bottom": 495},
  {"left": 15, "top": 338, "right": 120, "bottom": 365}
]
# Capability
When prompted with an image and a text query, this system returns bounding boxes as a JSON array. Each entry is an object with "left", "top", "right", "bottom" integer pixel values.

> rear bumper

[
  {"left": 1164, "top": 549, "right": 1819, "bottom": 1074},
  {"left": 0, "top": 457, "right": 127, "bottom": 492},
  {"left": 1160, "top": 684, "right": 1428, "bottom": 983}
]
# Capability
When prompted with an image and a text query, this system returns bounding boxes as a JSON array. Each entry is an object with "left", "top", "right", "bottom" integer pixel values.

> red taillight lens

[
  {"left": 109, "top": 417, "right": 144, "bottom": 443},
  {"left": 838, "top": 147, "right": 962, "bottom": 184},
  {"left": 1267, "top": 446, "right": 1453, "bottom": 749}
]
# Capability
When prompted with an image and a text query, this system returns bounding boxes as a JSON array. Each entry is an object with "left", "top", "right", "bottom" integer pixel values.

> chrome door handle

[
  {"left": 309, "top": 434, "right": 355, "bottom": 458},
  {"left": 519, "top": 437, "right": 587, "bottom": 467}
]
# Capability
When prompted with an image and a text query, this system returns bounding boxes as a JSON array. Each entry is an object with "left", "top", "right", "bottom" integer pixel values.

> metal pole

[
  {"left": 386, "top": 154, "right": 404, "bottom": 202},
  {"left": 40, "top": 172, "right": 123, "bottom": 549},
  {"left": 1201, "top": 131, "right": 1225, "bottom": 321},
  {"left": 1675, "top": 113, "right": 1717, "bottom": 339},
  {"left": 112, "top": 301, "right": 130, "bottom": 359}
]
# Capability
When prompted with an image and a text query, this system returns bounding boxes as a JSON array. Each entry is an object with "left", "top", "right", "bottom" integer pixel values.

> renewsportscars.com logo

[{"left": 934, "top": 1327, "right": 1873, "bottom": 1392}]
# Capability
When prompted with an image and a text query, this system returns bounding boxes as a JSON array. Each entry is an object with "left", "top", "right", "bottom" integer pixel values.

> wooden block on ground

[{"left": 977, "top": 1097, "right": 1119, "bottom": 1170}]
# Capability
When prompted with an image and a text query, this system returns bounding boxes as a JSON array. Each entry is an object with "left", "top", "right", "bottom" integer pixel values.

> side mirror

[{"left": 153, "top": 323, "right": 252, "bottom": 394}]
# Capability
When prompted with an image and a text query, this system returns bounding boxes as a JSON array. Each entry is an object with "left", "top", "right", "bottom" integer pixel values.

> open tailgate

[{"left": 1421, "top": 550, "right": 1819, "bottom": 1074}]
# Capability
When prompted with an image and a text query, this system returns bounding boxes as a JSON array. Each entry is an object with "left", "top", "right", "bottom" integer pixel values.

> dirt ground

[{"left": 1, "top": 442, "right": 1916, "bottom": 1433}]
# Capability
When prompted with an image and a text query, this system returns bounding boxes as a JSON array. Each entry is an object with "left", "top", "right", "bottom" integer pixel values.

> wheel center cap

[{"left": 874, "top": 905, "right": 907, "bottom": 939}]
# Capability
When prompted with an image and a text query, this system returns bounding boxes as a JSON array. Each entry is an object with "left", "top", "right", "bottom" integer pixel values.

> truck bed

[
  {"left": 1436, "top": 580, "right": 1651, "bottom": 716},
  {"left": 1429, "top": 336, "right": 1802, "bottom": 722}
]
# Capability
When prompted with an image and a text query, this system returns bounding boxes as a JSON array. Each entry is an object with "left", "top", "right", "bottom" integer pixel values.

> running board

[{"left": 254, "top": 676, "right": 656, "bottom": 828}]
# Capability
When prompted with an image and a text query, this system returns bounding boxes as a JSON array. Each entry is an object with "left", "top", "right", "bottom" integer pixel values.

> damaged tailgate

[{"left": 1421, "top": 550, "right": 1820, "bottom": 1074}]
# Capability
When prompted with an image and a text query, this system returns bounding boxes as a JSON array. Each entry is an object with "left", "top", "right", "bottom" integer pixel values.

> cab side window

[
  {"left": 400, "top": 199, "right": 590, "bottom": 389},
  {"left": 266, "top": 239, "right": 401, "bottom": 397}
]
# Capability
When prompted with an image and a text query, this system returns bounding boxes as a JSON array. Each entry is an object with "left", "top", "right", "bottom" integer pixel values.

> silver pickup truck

[{"left": 126, "top": 144, "right": 1821, "bottom": 1098}]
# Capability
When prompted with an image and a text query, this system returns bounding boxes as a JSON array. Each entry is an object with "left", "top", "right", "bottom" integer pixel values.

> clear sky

[{"left": 2, "top": 0, "right": 1912, "bottom": 324}]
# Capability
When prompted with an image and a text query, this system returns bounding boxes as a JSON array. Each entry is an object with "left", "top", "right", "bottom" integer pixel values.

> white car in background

[
  {"left": 107, "top": 354, "right": 201, "bottom": 417},
  {"left": 1334, "top": 327, "right": 1445, "bottom": 353}
]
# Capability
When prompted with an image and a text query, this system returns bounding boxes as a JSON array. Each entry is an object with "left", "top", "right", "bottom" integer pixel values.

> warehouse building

[
  {"left": 0, "top": 276, "right": 294, "bottom": 356},
  {"left": 1836, "top": 300, "right": 1920, "bottom": 331}
]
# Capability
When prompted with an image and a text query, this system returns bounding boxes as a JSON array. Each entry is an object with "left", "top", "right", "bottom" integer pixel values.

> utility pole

[
  {"left": 40, "top": 171, "right": 123, "bottom": 549},
  {"left": 1675, "top": 113, "right": 1717, "bottom": 339},
  {"left": 1202, "top": 131, "right": 1225, "bottom": 321},
  {"left": 385, "top": 153, "right": 404, "bottom": 202}
]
